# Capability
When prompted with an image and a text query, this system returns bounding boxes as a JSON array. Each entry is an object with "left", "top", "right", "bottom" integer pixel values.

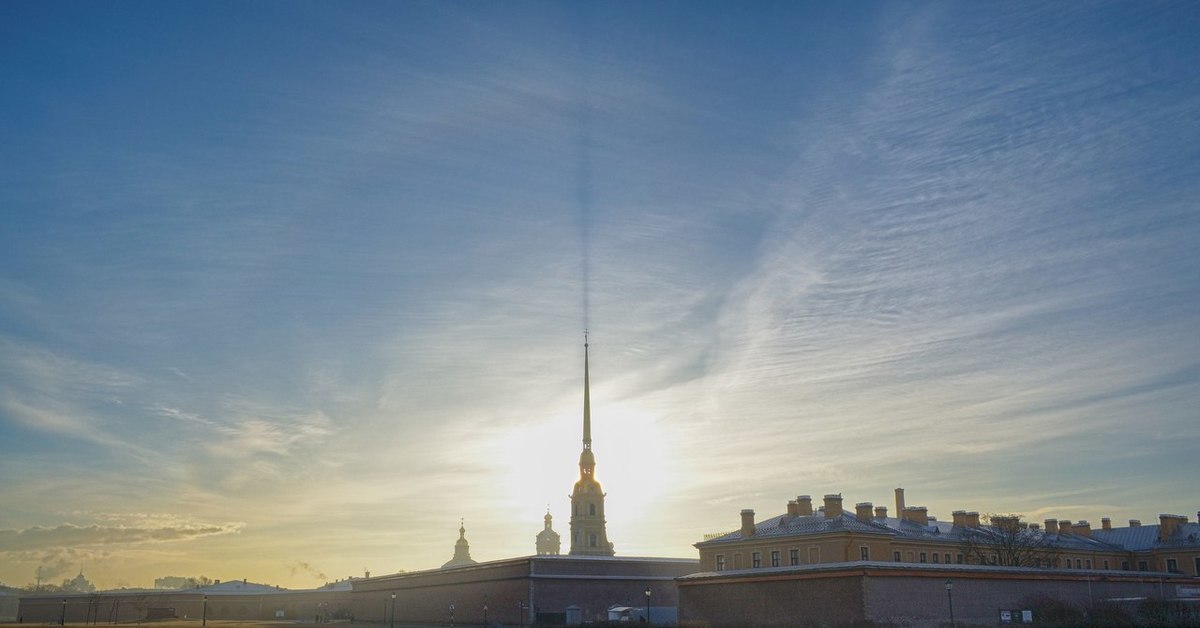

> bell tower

[{"left": 569, "top": 334, "right": 614, "bottom": 556}]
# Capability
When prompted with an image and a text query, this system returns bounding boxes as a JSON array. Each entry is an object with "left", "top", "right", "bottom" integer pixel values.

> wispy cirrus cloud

[{"left": 0, "top": 521, "right": 243, "bottom": 552}]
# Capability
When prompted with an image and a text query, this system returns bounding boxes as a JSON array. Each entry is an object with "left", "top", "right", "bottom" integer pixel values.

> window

[
  {"left": 1104, "top": 560, "right": 1110, "bottom": 570},
  {"left": 1138, "top": 561, "right": 1149, "bottom": 571},
  {"left": 790, "top": 549, "right": 800, "bottom": 566},
  {"left": 771, "top": 550, "right": 780, "bottom": 567},
  {"left": 932, "top": 552, "right": 939, "bottom": 564},
  {"left": 1122, "top": 561, "right": 1130, "bottom": 570},
  {"left": 893, "top": 551, "right": 902, "bottom": 563},
  {"left": 752, "top": 552, "right": 762, "bottom": 568},
  {"left": 1167, "top": 559, "right": 1178, "bottom": 573},
  {"left": 715, "top": 555, "right": 725, "bottom": 571},
  {"left": 1075, "top": 559, "right": 1082, "bottom": 569},
  {"left": 956, "top": 553, "right": 963, "bottom": 564},
  {"left": 919, "top": 552, "right": 927, "bottom": 563},
  {"left": 1085, "top": 559, "right": 1092, "bottom": 569},
  {"left": 589, "top": 533, "right": 597, "bottom": 547},
  {"left": 588, "top": 503, "right": 596, "bottom": 516},
  {"left": 860, "top": 546, "right": 870, "bottom": 561},
  {"left": 945, "top": 553, "right": 952, "bottom": 564},
  {"left": 1195, "top": 557, "right": 1200, "bottom": 576}
]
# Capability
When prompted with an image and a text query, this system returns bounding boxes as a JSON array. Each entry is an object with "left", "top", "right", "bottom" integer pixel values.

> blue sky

[{"left": 2, "top": 1, "right": 1198, "bottom": 589}]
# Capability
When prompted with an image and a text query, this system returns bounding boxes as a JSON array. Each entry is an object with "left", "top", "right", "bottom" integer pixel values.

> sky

[{"left": 1, "top": 0, "right": 1198, "bottom": 591}]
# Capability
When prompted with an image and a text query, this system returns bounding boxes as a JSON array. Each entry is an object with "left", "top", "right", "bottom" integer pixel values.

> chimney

[
  {"left": 1101, "top": 518, "right": 1112, "bottom": 531},
  {"left": 823, "top": 494, "right": 844, "bottom": 519},
  {"left": 966, "top": 512, "right": 981, "bottom": 528},
  {"left": 787, "top": 500, "right": 800, "bottom": 517},
  {"left": 874, "top": 506, "right": 888, "bottom": 520},
  {"left": 1129, "top": 519, "right": 1141, "bottom": 527},
  {"left": 797, "top": 495, "right": 813, "bottom": 516},
  {"left": 904, "top": 506, "right": 928, "bottom": 526},
  {"left": 1075, "top": 520, "right": 1092, "bottom": 538},
  {"left": 1160, "top": 514, "right": 1187, "bottom": 541},
  {"left": 1060, "top": 520, "right": 1073, "bottom": 535},
  {"left": 856, "top": 502, "right": 873, "bottom": 522},
  {"left": 952, "top": 510, "right": 967, "bottom": 527},
  {"left": 1044, "top": 519, "right": 1058, "bottom": 534},
  {"left": 740, "top": 509, "right": 756, "bottom": 537},
  {"left": 895, "top": 488, "right": 906, "bottom": 516}
]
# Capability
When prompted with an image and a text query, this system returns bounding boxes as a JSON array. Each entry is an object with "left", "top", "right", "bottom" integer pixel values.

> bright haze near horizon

[{"left": 2, "top": 1, "right": 1198, "bottom": 590}]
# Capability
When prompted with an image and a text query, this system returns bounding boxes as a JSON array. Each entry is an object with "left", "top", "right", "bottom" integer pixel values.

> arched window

[{"left": 589, "top": 503, "right": 596, "bottom": 516}]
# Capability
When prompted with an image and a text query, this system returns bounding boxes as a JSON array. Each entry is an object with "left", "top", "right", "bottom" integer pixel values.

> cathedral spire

[
  {"left": 583, "top": 331, "right": 591, "bottom": 450},
  {"left": 569, "top": 335, "right": 613, "bottom": 556}
]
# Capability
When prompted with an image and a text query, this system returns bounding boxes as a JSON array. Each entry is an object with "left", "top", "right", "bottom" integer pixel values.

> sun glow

[{"left": 493, "top": 398, "right": 678, "bottom": 550}]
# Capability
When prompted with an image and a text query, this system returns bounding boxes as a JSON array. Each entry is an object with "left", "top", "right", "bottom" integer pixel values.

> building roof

[
  {"left": 1092, "top": 521, "right": 1200, "bottom": 551},
  {"left": 697, "top": 511, "right": 1137, "bottom": 554}
]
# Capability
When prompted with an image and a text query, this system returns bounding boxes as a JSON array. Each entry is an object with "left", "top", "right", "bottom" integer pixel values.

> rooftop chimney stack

[
  {"left": 856, "top": 502, "right": 873, "bottom": 522},
  {"left": 1129, "top": 519, "right": 1141, "bottom": 527},
  {"left": 1101, "top": 517, "right": 1112, "bottom": 531},
  {"left": 1059, "top": 520, "right": 1073, "bottom": 535},
  {"left": 952, "top": 510, "right": 967, "bottom": 527},
  {"left": 903, "top": 506, "right": 929, "bottom": 526},
  {"left": 1160, "top": 514, "right": 1187, "bottom": 541},
  {"left": 740, "top": 509, "right": 756, "bottom": 537},
  {"left": 895, "top": 488, "right": 906, "bottom": 517},
  {"left": 966, "top": 512, "right": 980, "bottom": 528},
  {"left": 1045, "top": 519, "right": 1059, "bottom": 534},
  {"left": 874, "top": 506, "right": 888, "bottom": 520},
  {"left": 1075, "top": 520, "right": 1092, "bottom": 537},
  {"left": 797, "top": 495, "right": 813, "bottom": 516},
  {"left": 787, "top": 500, "right": 800, "bottom": 517},
  {"left": 823, "top": 494, "right": 844, "bottom": 519}
]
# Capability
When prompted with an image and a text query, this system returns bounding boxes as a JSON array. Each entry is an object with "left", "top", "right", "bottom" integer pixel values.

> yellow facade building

[{"left": 696, "top": 488, "right": 1200, "bottom": 577}]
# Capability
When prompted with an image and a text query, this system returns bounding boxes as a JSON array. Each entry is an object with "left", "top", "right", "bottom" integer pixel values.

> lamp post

[
  {"left": 389, "top": 593, "right": 395, "bottom": 628},
  {"left": 482, "top": 594, "right": 488, "bottom": 627},
  {"left": 644, "top": 587, "right": 651, "bottom": 625},
  {"left": 944, "top": 579, "right": 955, "bottom": 628},
  {"left": 448, "top": 603, "right": 455, "bottom": 628},
  {"left": 202, "top": 595, "right": 208, "bottom": 628},
  {"left": 61, "top": 598, "right": 67, "bottom": 626}
]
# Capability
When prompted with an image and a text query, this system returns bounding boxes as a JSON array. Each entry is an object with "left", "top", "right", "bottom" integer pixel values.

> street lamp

[
  {"left": 448, "top": 603, "right": 455, "bottom": 628},
  {"left": 202, "top": 595, "right": 208, "bottom": 628},
  {"left": 389, "top": 593, "right": 395, "bottom": 628},
  {"left": 482, "top": 594, "right": 488, "bottom": 627},
  {"left": 944, "top": 579, "right": 955, "bottom": 628},
  {"left": 61, "top": 599, "right": 67, "bottom": 626},
  {"left": 644, "top": 587, "right": 651, "bottom": 625}
]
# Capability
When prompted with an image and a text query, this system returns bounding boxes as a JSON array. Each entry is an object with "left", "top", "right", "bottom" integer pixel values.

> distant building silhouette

[
  {"left": 440, "top": 520, "right": 477, "bottom": 569},
  {"left": 536, "top": 510, "right": 561, "bottom": 555}
]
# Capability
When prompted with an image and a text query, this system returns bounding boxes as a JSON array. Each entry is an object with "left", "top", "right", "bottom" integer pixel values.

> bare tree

[{"left": 959, "top": 514, "right": 1059, "bottom": 567}]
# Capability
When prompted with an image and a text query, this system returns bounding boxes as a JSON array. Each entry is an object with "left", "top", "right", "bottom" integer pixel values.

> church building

[{"left": 568, "top": 336, "right": 614, "bottom": 556}]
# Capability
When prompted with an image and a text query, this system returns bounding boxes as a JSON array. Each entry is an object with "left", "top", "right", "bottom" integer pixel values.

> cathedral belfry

[{"left": 568, "top": 334, "right": 615, "bottom": 556}]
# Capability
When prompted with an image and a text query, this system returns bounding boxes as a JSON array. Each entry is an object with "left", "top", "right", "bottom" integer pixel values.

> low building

[
  {"left": 679, "top": 561, "right": 1199, "bottom": 627},
  {"left": 16, "top": 579, "right": 351, "bottom": 624},
  {"left": 696, "top": 488, "right": 1200, "bottom": 576},
  {"left": 351, "top": 555, "right": 697, "bottom": 626}
]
